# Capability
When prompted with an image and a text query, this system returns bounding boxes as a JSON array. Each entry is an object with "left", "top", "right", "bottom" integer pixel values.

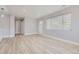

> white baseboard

[
  {"left": 0, "top": 38, "right": 2, "bottom": 42},
  {"left": 0, "top": 35, "right": 15, "bottom": 42},
  {"left": 24, "top": 33, "right": 38, "bottom": 36},
  {"left": 10, "top": 35, "right": 14, "bottom": 37},
  {"left": 41, "top": 34, "right": 79, "bottom": 46}
]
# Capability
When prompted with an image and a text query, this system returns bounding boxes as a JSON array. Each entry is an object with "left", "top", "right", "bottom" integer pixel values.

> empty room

[{"left": 0, "top": 5, "right": 79, "bottom": 54}]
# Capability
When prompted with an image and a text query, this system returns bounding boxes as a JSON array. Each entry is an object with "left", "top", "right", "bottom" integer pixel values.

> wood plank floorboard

[{"left": 0, "top": 34, "right": 79, "bottom": 54}]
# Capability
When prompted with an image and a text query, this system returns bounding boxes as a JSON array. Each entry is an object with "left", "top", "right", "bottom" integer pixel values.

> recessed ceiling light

[{"left": 1, "top": 14, "right": 4, "bottom": 18}]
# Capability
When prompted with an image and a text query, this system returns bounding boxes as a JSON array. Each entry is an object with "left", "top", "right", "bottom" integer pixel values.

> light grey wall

[
  {"left": 0, "top": 15, "right": 15, "bottom": 39},
  {"left": 37, "top": 6, "right": 79, "bottom": 43},
  {"left": 0, "top": 15, "right": 10, "bottom": 38},
  {"left": 24, "top": 17, "right": 38, "bottom": 35}
]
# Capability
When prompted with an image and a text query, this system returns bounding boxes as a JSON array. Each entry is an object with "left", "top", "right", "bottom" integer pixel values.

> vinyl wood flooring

[{"left": 0, "top": 34, "right": 79, "bottom": 54}]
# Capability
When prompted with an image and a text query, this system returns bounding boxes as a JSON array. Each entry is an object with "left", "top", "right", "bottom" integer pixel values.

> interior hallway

[{"left": 0, "top": 34, "right": 79, "bottom": 54}]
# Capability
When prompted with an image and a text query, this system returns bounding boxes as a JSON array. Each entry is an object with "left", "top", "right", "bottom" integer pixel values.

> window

[
  {"left": 63, "top": 13, "right": 72, "bottom": 30},
  {"left": 46, "top": 13, "right": 71, "bottom": 30},
  {"left": 46, "top": 19, "right": 52, "bottom": 29}
]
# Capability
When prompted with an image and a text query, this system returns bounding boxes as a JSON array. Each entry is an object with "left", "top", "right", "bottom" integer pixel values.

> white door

[{"left": 39, "top": 21, "right": 43, "bottom": 34}]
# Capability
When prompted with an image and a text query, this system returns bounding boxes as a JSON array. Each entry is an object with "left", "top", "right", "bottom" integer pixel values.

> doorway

[{"left": 15, "top": 17, "right": 24, "bottom": 36}]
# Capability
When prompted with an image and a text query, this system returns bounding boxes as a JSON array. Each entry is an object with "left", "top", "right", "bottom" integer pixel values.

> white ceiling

[{"left": 0, "top": 5, "right": 69, "bottom": 19}]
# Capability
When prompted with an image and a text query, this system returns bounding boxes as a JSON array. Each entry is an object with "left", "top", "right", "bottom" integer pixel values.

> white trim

[
  {"left": 41, "top": 34, "right": 79, "bottom": 46},
  {"left": 24, "top": 33, "right": 38, "bottom": 35},
  {"left": 0, "top": 35, "right": 15, "bottom": 42},
  {"left": 9, "top": 35, "right": 15, "bottom": 37},
  {"left": 0, "top": 38, "right": 2, "bottom": 42}
]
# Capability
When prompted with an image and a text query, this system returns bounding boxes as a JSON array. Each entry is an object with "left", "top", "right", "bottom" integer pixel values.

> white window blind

[
  {"left": 46, "top": 13, "right": 71, "bottom": 30},
  {"left": 63, "top": 13, "right": 72, "bottom": 30}
]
